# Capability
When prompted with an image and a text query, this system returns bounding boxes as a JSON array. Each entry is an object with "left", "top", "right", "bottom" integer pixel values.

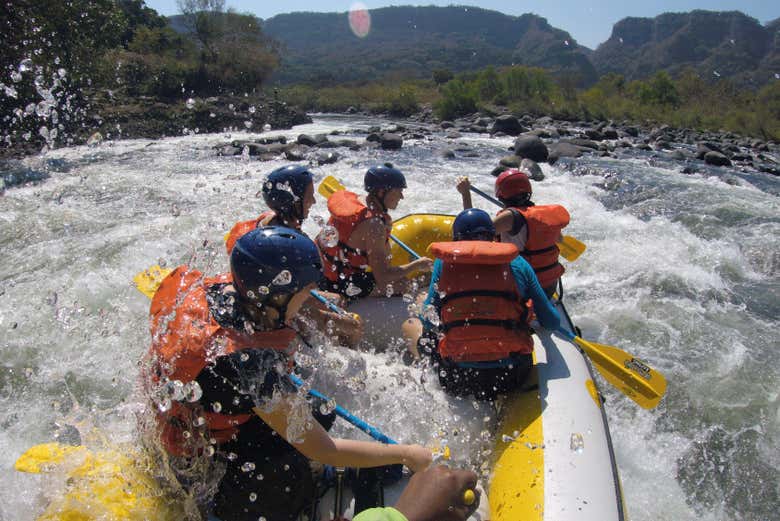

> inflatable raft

[
  {"left": 350, "top": 213, "right": 626, "bottom": 521},
  {"left": 15, "top": 213, "right": 626, "bottom": 521}
]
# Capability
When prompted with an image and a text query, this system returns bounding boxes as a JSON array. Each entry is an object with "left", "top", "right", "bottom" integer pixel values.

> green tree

[{"left": 432, "top": 68, "right": 454, "bottom": 85}]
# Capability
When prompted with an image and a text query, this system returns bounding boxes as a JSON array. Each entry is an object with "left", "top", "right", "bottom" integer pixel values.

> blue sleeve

[
  {"left": 509, "top": 257, "right": 560, "bottom": 331},
  {"left": 423, "top": 259, "right": 443, "bottom": 308}
]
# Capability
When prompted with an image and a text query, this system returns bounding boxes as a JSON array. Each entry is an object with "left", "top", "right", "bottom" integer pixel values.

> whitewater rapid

[{"left": 1, "top": 114, "right": 778, "bottom": 521}]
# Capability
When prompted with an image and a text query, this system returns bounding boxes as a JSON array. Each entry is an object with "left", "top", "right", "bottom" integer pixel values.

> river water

[{"left": 1, "top": 114, "right": 778, "bottom": 520}]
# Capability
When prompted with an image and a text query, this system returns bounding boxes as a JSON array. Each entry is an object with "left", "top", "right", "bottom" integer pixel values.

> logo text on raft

[{"left": 625, "top": 358, "right": 652, "bottom": 380}]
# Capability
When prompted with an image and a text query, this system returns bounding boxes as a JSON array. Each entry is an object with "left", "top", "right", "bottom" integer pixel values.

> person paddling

[
  {"left": 144, "top": 227, "right": 432, "bottom": 521},
  {"left": 457, "top": 169, "right": 570, "bottom": 298},
  {"left": 402, "top": 209, "right": 560, "bottom": 401},
  {"left": 225, "top": 164, "right": 316, "bottom": 254},
  {"left": 319, "top": 163, "right": 432, "bottom": 299}
]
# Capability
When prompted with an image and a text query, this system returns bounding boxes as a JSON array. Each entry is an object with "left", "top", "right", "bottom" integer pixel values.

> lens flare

[{"left": 349, "top": 2, "right": 371, "bottom": 38}]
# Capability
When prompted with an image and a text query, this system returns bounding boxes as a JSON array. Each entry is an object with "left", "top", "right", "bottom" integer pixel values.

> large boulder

[
  {"left": 380, "top": 133, "right": 403, "bottom": 150},
  {"left": 704, "top": 151, "right": 732, "bottom": 167},
  {"left": 513, "top": 134, "right": 549, "bottom": 163},
  {"left": 520, "top": 158, "right": 544, "bottom": 181},
  {"left": 547, "top": 142, "right": 589, "bottom": 164},
  {"left": 491, "top": 115, "right": 526, "bottom": 136}
]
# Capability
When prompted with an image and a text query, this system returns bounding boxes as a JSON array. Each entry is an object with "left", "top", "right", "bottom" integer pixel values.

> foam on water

[{"left": 1, "top": 115, "right": 778, "bottom": 520}]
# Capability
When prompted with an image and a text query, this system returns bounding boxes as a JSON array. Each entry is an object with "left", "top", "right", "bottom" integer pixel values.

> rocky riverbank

[{"left": 209, "top": 108, "right": 780, "bottom": 179}]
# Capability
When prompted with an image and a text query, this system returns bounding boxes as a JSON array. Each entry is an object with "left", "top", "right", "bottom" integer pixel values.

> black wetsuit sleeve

[{"left": 196, "top": 349, "right": 298, "bottom": 416}]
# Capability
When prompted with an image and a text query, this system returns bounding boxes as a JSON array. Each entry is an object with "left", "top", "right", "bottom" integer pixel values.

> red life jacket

[
  {"left": 224, "top": 210, "right": 277, "bottom": 255},
  {"left": 429, "top": 241, "right": 534, "bottom": 362},
  {"left": 147, "top": 266, "right": 296, "bottom": 456},
  {"left": 501, "top": 205, "right": 569, "bottom": 289},
  {"left": 319, "top": 190, "right": 390, "bottom": 283}
]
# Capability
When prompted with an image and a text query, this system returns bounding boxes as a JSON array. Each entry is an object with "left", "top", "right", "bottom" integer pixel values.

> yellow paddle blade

[
  {"left": 573, "top": 336, "right": 667, "bottom": 409},
  {"left": 318, "top": 175, "right": 346, "bottom": 199},
  {"left": 558, "top": 235, "right": 586, "bottom": 262},
  {"left": 132, "top": 265, "right": 172, "bottom": 299},
  {"left": 14, "top": 442, "right": 85, "bottom": 474}
]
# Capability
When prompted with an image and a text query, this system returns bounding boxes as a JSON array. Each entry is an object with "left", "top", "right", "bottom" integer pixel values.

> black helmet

[
  {"left": 364, "top": 163, "right": 407, "bottom": 192},
  {"left": 452, "top": 208, "right": 495, "bottom": 241},
  {"left": 261, "top": 165, "right": 314, "bottom": 217},
  {"left": 230, "top": 226, "right": 323, "bottom": 302}
]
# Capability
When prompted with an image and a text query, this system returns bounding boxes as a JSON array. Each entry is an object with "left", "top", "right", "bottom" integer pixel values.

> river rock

[
  {"left": 297, "top": 134, "right": 327, "bottom": 147},
  {"left": 547, "top": 142, "right": 588, "bottom": 164},
  {"left": 520, "top": 159, "right": 544, "bottom": 181},
  {"left": 440, "top": 121, "right": 455, "bottom": 129},
  {"left": 380, "top": 133, "right": 403, "bottom": 150},
  {"left": 704, "top": 151, "right": 732, "bottom": 167},
  {"left": 491, "top": 115, "right": 525, "bottom": 136},
  {"left": 498, "top": 155, "right": 522, "bottom": 169},
  {"left": 513, "top": 134, "right": 549, "bottom": 163},
  {"left": 284, "top": 146, "right": 308, "bottom": 161},
  {"left": 441, "top": 149, "right": 456, "bottom": 159},
  {"left": 315, "top": 151, "right": 340, "bottom": 165}
]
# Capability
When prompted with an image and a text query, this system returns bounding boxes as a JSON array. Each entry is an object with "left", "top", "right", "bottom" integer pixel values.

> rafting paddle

[
  {"left": 317, "top": 175, "right": 421, "bottom": 259},
  {"left": 466, "top": 184, "right": 586, "bottom": 262},
  {"left": 557, "top": 327, "right": 667, "bottom": 409}
]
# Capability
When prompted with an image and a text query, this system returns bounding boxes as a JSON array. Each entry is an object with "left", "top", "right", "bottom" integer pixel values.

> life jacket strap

[
  {"left": 440, "top": 289, "right": 516, "bottom": 305},
  {"left": 533, "top": 261, "right": 563, "bottom": 273},
  {"left": 522, "top": 244, "right": 558, "bottom": 255},
  {"left": 441, "top": 318, "right": 528, "bottom": 332}
]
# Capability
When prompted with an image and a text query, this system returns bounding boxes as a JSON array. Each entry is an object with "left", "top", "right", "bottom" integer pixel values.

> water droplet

[
  {"left": 204, "top": 446, "right": 215, "bottom": 457},
  {"left": 212, "top": 401, "right": 222, "bottom": 413},
  {"left": 165, "top": 380, "right": 186, "bottom": 401},
  {"left": 244, "top": 120, "right": 253, "bottom": 129},
  {"left": 344, "top": 284, "right": 362, "bottom": 297},
  {"left": 272, "top": 270, "right": 292, "bottom": 286},
  {"left": 257, "top": 286, "right": 270, "bottom": 296},
  {"left": 185, "top": 98, "right": 195, "bottom": 109},
  {"left": 570, "top": 432, "right": 584, "bottom": 453},
  {"left": 240, "top": 352, "right": 250, "bottom": 362},
  {"left": 263, "top": 123, "right": 271, "bottom": 132},
  {"left": 11, "top": 71, "right": 22, "bottom": 83},
  {"left": 184, "top": 381, "right": 203, "bottom": 402},
  {"left": 194, "top": 416, "right": 206, "bottom": 426},
  {"left": 319, "top": 399, "right": 337, "bottom": 415},
  {"left": 18, "top": 58, "right": 33, "bottom": 73},
  {"left": 317, "top": 225, "right": 339, "bottom": 248},
  {"left": 248, "top": 106, "right": 256, "bottom": 114},
  {"left": 385, "top": 284, "right": 394, "bottom": 297},
  {"left": 241, "top": 461, "right": 256, "bottom": 472},
  {"left": 249, "top": 492, "right": 257, "bottom": 502},
  {"left": 156, "top": 396, "right": 171, "bottom": 412},
  {"left": 227, "top": 452, "right": 238, "bottom": 461}
]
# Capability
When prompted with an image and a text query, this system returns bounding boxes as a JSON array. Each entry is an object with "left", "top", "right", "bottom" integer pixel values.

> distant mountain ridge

[
  {"left": 167, "top": 7, "right": 779, "bottom": 87},
  {"left": 259, "top": 6, "right": 596, "bottom": 85},
  {"left": 591, "top": 10, "right": 779, "bottom": 86}
]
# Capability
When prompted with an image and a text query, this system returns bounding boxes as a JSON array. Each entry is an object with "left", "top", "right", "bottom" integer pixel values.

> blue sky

[{"left": 146, "top": 1, "right": 778, "bottom": 49}]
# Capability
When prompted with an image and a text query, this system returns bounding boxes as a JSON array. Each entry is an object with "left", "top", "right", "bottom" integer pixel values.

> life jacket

[
  {"left": 224, "top": 210, "right": 276, "bottom": 255},
  {"left": 429, "top": 241, "right": 534, "bottom": 362},
  {"left": 499, "top": 205, "right": 570, "bottom": 289},
  {"left": 319, "top": 190, "right": 391, "bottom": 285},
  {"left": 147, "top": 265, "right": 296, "bottom": 456}
]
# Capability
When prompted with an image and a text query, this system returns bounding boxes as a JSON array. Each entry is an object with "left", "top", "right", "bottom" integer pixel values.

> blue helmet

[
  {"left": 262, "top": 165, "right": 314, "bottom": 217},
  {"left": 364, "top": 163, "right": 407, "bottom": 192},
  {"left": 230, "top": 226, "right": 322, "bottom": 301},
  {"left": 452, "top": 209, "right": 495, "bottom": 241}
]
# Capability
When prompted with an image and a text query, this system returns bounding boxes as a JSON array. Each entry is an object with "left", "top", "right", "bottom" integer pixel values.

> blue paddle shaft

[
  {"left": 469, "top": 185, "right": 504, "bottom": 208},
  {"left": 309, "top": 290, "right": 348, "bottom": 315},
  {"left": 390, "top": 235, "right": 420, "bottom": 259},
  {"left": 289, "top": 374, "right": 397, "bottom": 445}
]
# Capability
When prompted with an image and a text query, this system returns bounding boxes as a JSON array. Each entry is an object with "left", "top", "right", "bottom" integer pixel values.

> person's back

[
  {"left": 319, "top": 164, "right": 432, "bottom": 299},
  {"left": 403, "top": 209, "right": 559, "bottom": 401}
]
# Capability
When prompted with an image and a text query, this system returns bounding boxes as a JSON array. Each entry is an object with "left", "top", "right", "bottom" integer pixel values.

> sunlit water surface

[{"left": 1, "top": 114, "right": 778, "bottom": 520}]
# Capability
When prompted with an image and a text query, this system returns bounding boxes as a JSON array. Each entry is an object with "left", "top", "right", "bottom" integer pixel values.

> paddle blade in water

[
  {"left": 558, "top": 235, "right": 586, "bottom": 262},
  {"left": 318, "top": 175, "right": 346, "bottom": 199},
  {"left": 574, "top": 336, "right": 667, "bottom": 409},
  {"left": 133, "top": 265, "right": 172, "bottom": 299}
]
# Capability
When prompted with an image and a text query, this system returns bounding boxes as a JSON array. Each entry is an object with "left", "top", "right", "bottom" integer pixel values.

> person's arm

[
  {"left": 253, "top": 397, "right": 432, "bottom": 472},
  {"left": 360, "top": 218, "right": 433, "bottom": 288},
  {"left": 353, "top": 465, "right": 480, "bottom": 521},
  {"left": 510, "top": 257, "right": 560, "bottom": 330},
  {"left": 455, "top": 177, "right": 473, "bottom": 210}
]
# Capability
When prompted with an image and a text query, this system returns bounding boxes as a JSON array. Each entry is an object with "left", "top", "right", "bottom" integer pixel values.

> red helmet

[{"left": 495, "top": 169, "right": 532, "bottom": 200}]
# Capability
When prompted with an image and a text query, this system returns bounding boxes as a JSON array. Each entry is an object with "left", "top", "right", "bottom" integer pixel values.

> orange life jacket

[
  {"left": 429, "top": 241, "right": 534, "bottom": 362},
  {"left": 500, "top": 205, "right": 569, "bottom": 289},
  {"left": 224, "top": 210, "right": 277, "bottom": 255},
  {"left": 147, "top": 266, "right": 296, "bottom": 456},
  {"left": 319, "top": 190, "right": 390, "bottom": 283}
]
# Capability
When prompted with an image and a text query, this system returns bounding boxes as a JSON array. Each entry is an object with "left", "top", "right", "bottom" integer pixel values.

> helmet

[
  {"left": 230, "top": 226, "right": 322, "bottom": 301},
  {"left": 452, "top": 208, "right": 495, "bottom": 241},
  {"left": 364, "top": 163, "right": 407, "bottom": 192},
  {"left": 495, "top": 169, "right": 532, "bottom": 200},
  {"left": 262, "top": 165, "right": 314, "bottom": 216}
]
